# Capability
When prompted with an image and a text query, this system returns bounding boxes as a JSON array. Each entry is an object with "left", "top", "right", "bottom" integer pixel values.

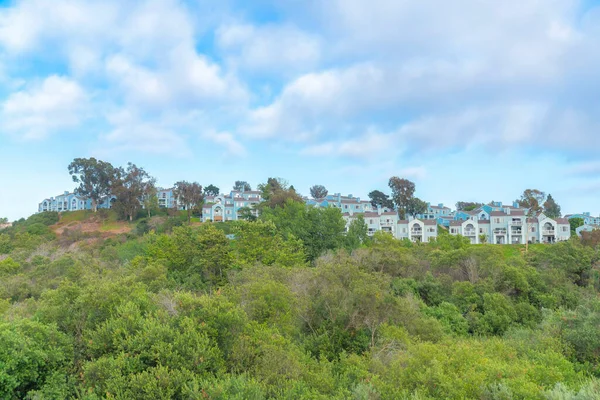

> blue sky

[{"left": 2, "top": 0, "right": 600, "bottom": 221}]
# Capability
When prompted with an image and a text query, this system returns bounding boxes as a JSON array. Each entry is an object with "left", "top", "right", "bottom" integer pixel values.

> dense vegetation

[{"left": 1, "top": 207, "right": 600, "bottom": 399}]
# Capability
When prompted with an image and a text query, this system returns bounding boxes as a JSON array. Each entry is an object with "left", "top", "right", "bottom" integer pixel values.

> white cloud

[
  {"left": 2, "top": 75, "right": 87, "bottom": 139},
  {"left": 100, "top": 110, "right": 189, "bottom": 155},
  {"left": 203, "top": 131, "right": 246, "bottom": 156},
  {"left": 301, "top": 130, "right": 396, "bottom": 160},
  {"left": 217, "top": 23, "right": 321, "bottom": 73}
]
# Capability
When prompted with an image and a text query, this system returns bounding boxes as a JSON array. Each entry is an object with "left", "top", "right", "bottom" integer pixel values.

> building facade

[
  {"left": 448, "top": 210, "right": 570, "bottom": 244},
  {"left": 202, "top": 190, "right": 262, "bottom": 222},
  {"left": 306, "top": 193, "right": 376, "bottom": 215}
]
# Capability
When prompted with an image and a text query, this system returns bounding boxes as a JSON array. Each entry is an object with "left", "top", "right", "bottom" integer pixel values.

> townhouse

[
  {"left": 448, "top": 209, "right": 570, "bottom": 244},
  {"left": 38, "top": 191, "right": 115, "bottom": 213},
  {"left": 202, "top": 190, "right": 262, "bottom": 222},
  {"left": 566, "top": 212, "right": 600, "bottom": 226},
  {"left": 306, "top": 193, "right": 376, "bottom": 215},
  {"left": 342, "top": 210, "right": 439, "bottom": 242}
]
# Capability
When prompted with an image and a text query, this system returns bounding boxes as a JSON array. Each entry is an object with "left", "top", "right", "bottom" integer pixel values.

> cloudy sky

[{"left": 1, "top": 0, "right": 600, "bottom": 220}]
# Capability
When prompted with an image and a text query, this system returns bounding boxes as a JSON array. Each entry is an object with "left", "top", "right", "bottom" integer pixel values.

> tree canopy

[{"left": 68, "top": 157, "right": 116, "bottom": 212}]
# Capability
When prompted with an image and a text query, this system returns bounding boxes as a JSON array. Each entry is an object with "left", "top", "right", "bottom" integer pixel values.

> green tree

[
  {"left": 345, "top": 214, "right": 369, "bottom": 250},
  {"left": 0, "top": 217, "right": 8, "bottom": 224},
  {"left": 406, "top": 197, "right": 428, "bottom": 218},
  {"left": 233, "top": 180, "right": 252, "bottom": 191},
  {"left": 543, "top": 194, "right": 561, "bottom": 219},
  {"left": 368, "top": 190, "right": 394, "bottom": 209},
  {"left": 112, "top": 163, "right": 156, "bottom": 221},
  {"left": 569, "top": 217, "right": 584, "bottom": 236},
  {"left": 173, "top": 181, "right": 204, "bottom": 223},
  {"left": 388, "top": 177, "right": 416, "bottom": 219},
  {"left": 518, "top": 189, "right": 546, "bottom": 251},
  {"left": 237, "top": 206, "right": 257, "bottom": 221},
  {"left": 142, "top": 186, "right": 159, "bottom": 218},
  {"left": 257, "top": 178, "right": 303, "bottom": 209},
  {"left": 309, "top": 185, "right": 328, "bottom": 199},
  {"left": 456, "top": 202, "right": 482, "bottom": 211},
  {"left": 204, "top": 184, "right": 220, "bottom": 197},
  {"left": 232, "top": 220, "right": 305, "bottom": 267},
  {"left": 261, "top": 201, "right": 346, "bottom": 261},
  {"left": 68, "top": 157, "right": 117, "bottom": 212}
]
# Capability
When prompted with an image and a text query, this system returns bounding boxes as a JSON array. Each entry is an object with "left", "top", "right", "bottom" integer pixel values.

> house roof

[
  {"left": 398, "top": 220, "right": 409, "bottom": 224},
  {"left": 478, "top": 220, "right": 490, "bottom": 224},
  {"left": 450, "top": 221, "right": 463, "bottom": 226},
  {"left": 424, "top": 220, "right": 437, "bottom": 225},
  {"left": 556, "top": 218, "right": 570, "bottom": 224},
  {"left": 490, "top": 211, "right": 507, "bottom": 216},
  {"left": 381, "top": 211, "right": 397, "bottom": 216},
  {"left": 509, "top": 210, "right": 526, "bottom": 216},
  {"left": 527, "top": 217, "right": 538, "bottom": 223},
  {"left": 364, "top": 212, "right": 380, "bottom": 218}
]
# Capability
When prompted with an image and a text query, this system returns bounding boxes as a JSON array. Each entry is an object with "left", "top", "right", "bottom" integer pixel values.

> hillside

[{"left": 0, "top": 210, "right": 599, "bottom": 399}]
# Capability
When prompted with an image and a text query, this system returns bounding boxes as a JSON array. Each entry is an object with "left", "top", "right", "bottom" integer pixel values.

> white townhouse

[{"left": 449, "top": 209, "right": 570, "bottom": 244}]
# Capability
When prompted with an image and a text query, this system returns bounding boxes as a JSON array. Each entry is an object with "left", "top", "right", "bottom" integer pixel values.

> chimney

[{"left": 438, "top": 203, "right": 444, "bottom": 208}]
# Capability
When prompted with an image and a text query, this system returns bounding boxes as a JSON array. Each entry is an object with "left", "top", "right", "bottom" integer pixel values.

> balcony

[
  {"left": 410, "top": 229, "right": 423, "bottom": 235},
  {"left": 510, "top": 221, "right": 523, "bottom": 226},
  {"left": 380, "top": 220, "right": 394, "bottom": 226},
  {"left": 464, "top": 230, "right": 477, "bottom": 236},
  {"left": 511, "top": 229, "right": 523, "bottom": 235},
  {"left": 542, "top": 230, "right": 556, "bottom": 236},
  {"left": 494, "top": 229, "right": 507, "bottom": 235}
]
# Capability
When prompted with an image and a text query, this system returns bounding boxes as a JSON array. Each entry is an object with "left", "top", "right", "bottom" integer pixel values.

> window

[
  {"left": 531, "top": 227, "right": 536, "bottom": 232},
  {"left": 402, "top": 228, "right": 406, "bottom": 233},
  {"left": 451, "top": 228, "right": 456, "bottom": 233},
  {"left": 495, "top": 218, "right": 501, "bottom": 223},
  {"left": 344, "top": 205, "right": 348, "bottom": 209},
  {"left": 480, "top": 228, "right": 483, "bottom": 233},
  {"left": 369, "top": 219, "right": 373, "bottom": 224}
]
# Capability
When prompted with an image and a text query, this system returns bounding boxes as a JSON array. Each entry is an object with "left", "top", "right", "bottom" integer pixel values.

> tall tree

[
  {"left": 407, "top": 197, "right": 428, "bottom": 218},
  {"left": 204, "top": 184, "right": 220, "bottom": 197},
  {"left": 345, "top": 214, "right": 369, "bottom": 250},
  {"left": 388, "top": 177, "right": 416, "bottom": 219},
  {"left": 518, "top": 189, "right": 546, "bottom": 252},
  {"left": 0, "top": 218, "right": 8, "bottom": 224},
  {"left": 68, "top": 158, "right": 116, "bottom": 212},
  {"left": 309, "top": 185, "right": 328, "bottom": 199},
  {"left": 368, "top": 190, "right": 394, "bottom": 210},
  {"left": 456, "top": 202, "right": 482, "bottom": 211},
  {"left": 233, "top": 181, "right": 252, "bottom": 192},
  {"left": 257, "top": 177, "right": 302, "bottom": 209},
  {"left": 543, "top": 194, "right": 561, "bottom": 219},
  {"left": 173, "top": 181, "right": 204, "bottom": 223},
  {"left": 142, "top": 186, "right": 159, "bottom": 218},
  {"left": 112, "top": 163, "right": 156, "bottom": 222}
]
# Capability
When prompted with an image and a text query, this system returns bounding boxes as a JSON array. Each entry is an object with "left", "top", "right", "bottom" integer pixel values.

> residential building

[
  {"left": 417, "top": 203, "right": 452, "bottom": 220},
  {"left": 397, "top": 219, "right": 438, "bottom": 242},
  {"left": 39, "top": 192, "right": 90, "bottom": 213},
  {"left": 306, "top": 193, "right": 376, "bottom": 215},
  {"left": 202, "top": 190, "right": 262, "bottom": 222},
  {"left": 566, "top": 212, "right": 600, "bottom": 226},
  {"left": 577, "top": 224, "right": 600, "bottom": 237},
  {"left": 449, "top": 209, "right": 570, "bottom": 244}
]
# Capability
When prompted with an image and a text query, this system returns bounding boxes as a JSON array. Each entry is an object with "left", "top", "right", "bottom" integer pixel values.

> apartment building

[
  {"left": 38, "top": 192, "right": 115, "bottom": 213},
  {"left": 449, "top": 210, "right": 570, "bottom": 244},
  {"left": 202, "top": 190, "right": 262, "bottom": 222},
  {"left": 306, "top": 193, "right": 375, "bottom": 215}
]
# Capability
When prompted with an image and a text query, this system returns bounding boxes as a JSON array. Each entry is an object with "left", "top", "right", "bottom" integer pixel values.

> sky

[{"left": 1, "top": 0, "right": 600, "bottom": 221}]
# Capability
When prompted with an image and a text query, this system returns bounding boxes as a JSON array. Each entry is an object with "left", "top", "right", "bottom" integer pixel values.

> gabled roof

[
  {"left": 450, "top": 221, "right": 463, "bottom": 226},
  {"left": 490, "top": 211, "right": 507, "bottom": 216},
  {"left": 424, "top": 220, "right": 437, "bottom": 226},
  {"left": 509, "top": 210, "right": 526, "bottom": 216},
  {"left": 556, "top": 218, "right": 570, "bottom": 224}
]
